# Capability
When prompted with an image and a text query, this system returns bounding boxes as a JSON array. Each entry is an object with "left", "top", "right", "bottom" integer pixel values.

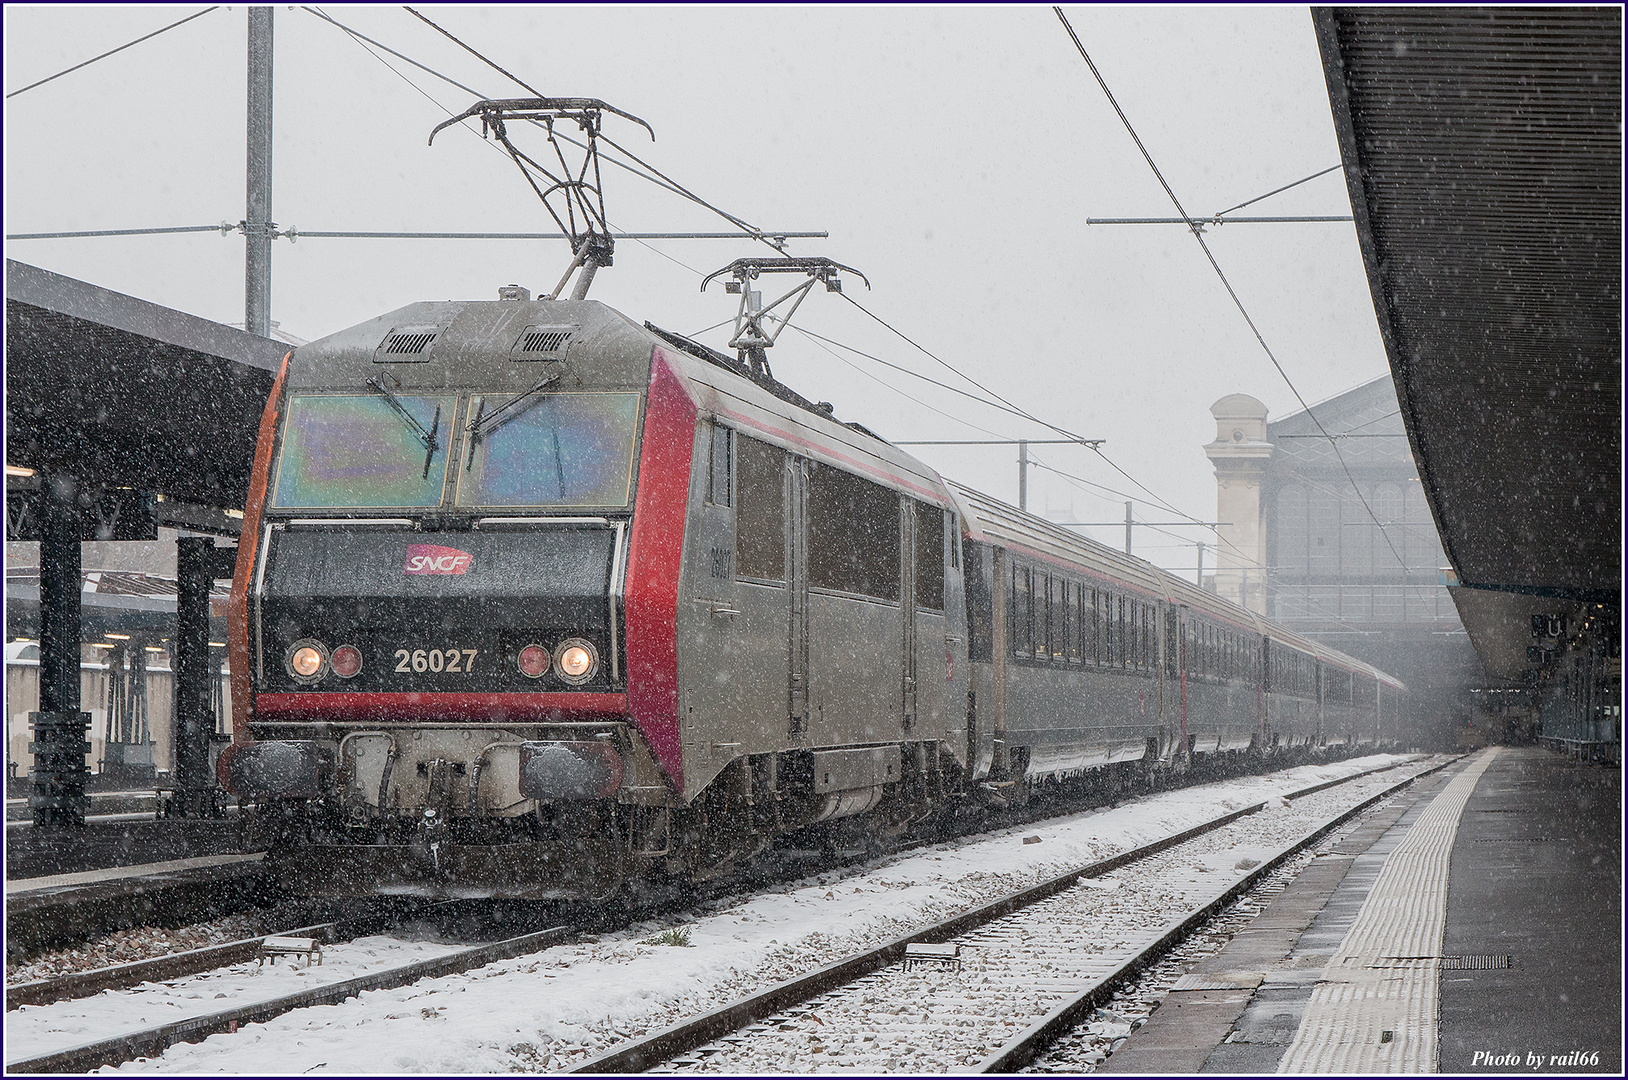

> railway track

[
  {"left": 4, "top": 924, "right": 575, "bottom": 1073},
  {"left": 4, "top": 755, "right": 1443, "bottom": 1073},
  {"left": 570, "top": 755, "right": 1458, "bottom": 1073}
]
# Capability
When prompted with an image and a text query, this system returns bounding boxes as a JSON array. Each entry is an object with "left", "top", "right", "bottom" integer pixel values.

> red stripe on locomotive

[
  {"left": 254, "top": 691, "right": 628, "bottom": 722},
  {"left": 622, "top": 347, "right": 698, "bottom": 791}
]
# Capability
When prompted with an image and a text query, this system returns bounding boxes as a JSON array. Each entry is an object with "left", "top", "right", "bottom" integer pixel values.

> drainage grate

[
  {"left": 1369, "top": 955, "right": 1513, "bottom": 970},
  {"left": 1470, "top": 837, "right": 1557, "bottom": 842}
]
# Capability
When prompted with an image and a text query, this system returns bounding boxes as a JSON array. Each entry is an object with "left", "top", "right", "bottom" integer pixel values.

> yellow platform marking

[{"left": 1277, "top": 747, "right": 1499, "bottom": 1073}]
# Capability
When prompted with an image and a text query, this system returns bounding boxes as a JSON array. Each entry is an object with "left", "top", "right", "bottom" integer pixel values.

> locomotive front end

[{"left": 229, "top": 295, "right": 679, "bottom": 898}]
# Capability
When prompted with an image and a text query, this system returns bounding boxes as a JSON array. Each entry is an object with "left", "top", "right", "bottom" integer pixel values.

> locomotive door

[{"left": 787, "top": 457, "right": 811, "bottom": 737}]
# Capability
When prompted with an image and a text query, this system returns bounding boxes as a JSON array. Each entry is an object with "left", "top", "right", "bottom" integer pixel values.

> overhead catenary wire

[
  {"left": 792, "top": 325, "right": 1095, "bottom": 434},
  {"left": 788, "top": 327, "right": 1018, "bottom": 443},
  {"left": 329, "top": 6, "right": 1226, "bottom": 549},
  {"left": 1051, "top": 5, "right": 1409, "bottom": 574},
  {"left": 5, "top": 7, "right": 219, "bottom": 99},
  {"left": 301, "top": 6, "right": 484, "bottom": 98},
  {"left": 13, "top": 4, "right": 1223, "bottom": 560},
  {"left": 402, "top": 5, "right": 543, "bottom": 98},
  {"left": 1211, "top": 163, "right": 1344, "bottom": 218}
]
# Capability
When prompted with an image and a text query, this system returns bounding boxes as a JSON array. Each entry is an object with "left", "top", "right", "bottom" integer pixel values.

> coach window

[
  {"left": 1144, "top": 605, "right": 1155, "bottom": 671},
  {"left": 1064, "top": 582, "right": 1080, "bottom": 663},
  {"left": 1107, "top": 592, "right": 1120, "bottom": 667},
  {"left": 1032, "top": 572, "right": 1047, "bottom": 659},
  {"left": 1088, "top": 590, "right": 1100, "bottom": 665},
  {"left": 1054, "top": 573, "right": 1067, "bottom": 658},
  {"left": 915, "top": 502, "right": 945, "bottom": 611},
  {"left": 734, "top": 434, "right": 785, "bottom": 582},
  {"left": 1012, "top": 564, "right": 1032, "bottom": 657},
  {"left": 808, "top": 463, "right": 900, "bottom": 600},
  {"left": 1133, "top": 604, "right": 1143, "bottom": 671}
]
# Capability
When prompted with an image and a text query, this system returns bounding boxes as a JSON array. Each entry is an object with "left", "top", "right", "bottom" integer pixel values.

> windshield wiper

[
  {"left": 464, "top": 369, "right": 565, "bottom": 470},
  {"left": 366, "top": 377, "right": 441, "bottom": 478}
]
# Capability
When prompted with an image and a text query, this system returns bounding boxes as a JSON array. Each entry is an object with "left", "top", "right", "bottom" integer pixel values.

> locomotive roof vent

[
  {"left": 512, "top": 324, "right": 577, "bottom": 361},
  {"left": 374, "top": 326, "right": 440, "bottom": 363},
  {"left": 498, "top": 284, "right": 531, "bottom": 301}
]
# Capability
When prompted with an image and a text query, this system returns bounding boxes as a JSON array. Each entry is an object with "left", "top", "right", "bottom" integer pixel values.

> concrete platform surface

[{"left": 1101, "top": 747, "right": 1622, "bottom": 1074}]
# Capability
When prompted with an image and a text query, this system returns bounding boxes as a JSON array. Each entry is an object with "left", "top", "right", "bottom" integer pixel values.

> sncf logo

[{"left": 405, "top": 544, "right": 473, "bottom": 576}]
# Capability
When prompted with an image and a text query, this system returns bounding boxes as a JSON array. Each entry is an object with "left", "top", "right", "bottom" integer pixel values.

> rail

[
  {"left": 4, "top": 925, "right": 574, "bottom": 1073},
  {"left": 570, "top": 756, "right": 1452, "bottom": 1072}
]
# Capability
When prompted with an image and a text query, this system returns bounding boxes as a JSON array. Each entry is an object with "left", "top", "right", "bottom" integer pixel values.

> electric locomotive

[{"left": 220, "top": 281, "right": 1402, "bottom": 899}]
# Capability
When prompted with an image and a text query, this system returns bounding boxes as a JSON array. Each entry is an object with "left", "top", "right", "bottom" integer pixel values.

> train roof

[
  {"left": 285, "top": 292, "right": 1399, "bottom": 691},
  {"left": 646, "top": 324, "right": 959, "bottom": 512},
  {"left": 946, "top": 480, "right": 1405, "bottom": 691}
]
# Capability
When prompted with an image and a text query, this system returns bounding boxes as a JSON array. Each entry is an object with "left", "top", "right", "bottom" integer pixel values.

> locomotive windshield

[
  {"left": 457, "top": 391, "right": 641, "bottom": 508},
  {"left": 268, "top": 391, "right": 642, "bottom": 511},
  {"left": 272, "top": 393, "right": 454, "bottom": 509}
]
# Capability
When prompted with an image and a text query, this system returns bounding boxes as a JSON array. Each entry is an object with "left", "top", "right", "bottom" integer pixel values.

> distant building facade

[{"left": 1204, "top": 378, "right": 1482, "bottom": 746}]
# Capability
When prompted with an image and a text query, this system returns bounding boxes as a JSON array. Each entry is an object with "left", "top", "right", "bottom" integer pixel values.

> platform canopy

[
  {"left": 5, "top": 259, "right": 286, "bottom": 509},
  {"left": 1314, "top": 7, "right": 1622, "bottom": 678}
]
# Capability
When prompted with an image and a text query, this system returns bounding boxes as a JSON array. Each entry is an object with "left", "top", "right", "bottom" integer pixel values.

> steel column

[
  {"left": 29, "top": 473, "right": 89, "bottom": 827},
  {"left": 168, "top": 537, "right": 235, "bottom": 816}
]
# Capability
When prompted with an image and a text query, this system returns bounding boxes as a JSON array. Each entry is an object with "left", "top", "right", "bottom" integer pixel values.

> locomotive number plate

[{"left": 393, "top": 647, "right": 479, "bottom": 674}]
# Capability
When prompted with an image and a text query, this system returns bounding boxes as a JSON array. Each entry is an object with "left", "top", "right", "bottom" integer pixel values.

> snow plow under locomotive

[{"left": 222, "top": 287, "right": 1406, "bottom": 900}]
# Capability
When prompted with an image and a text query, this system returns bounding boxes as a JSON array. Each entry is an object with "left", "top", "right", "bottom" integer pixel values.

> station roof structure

[
  {"left": 5, "top": 259, "right": 286, "bottom": 509},
  {"left": 1313, "top": 7, "right": 1622, "bottom": 679}
]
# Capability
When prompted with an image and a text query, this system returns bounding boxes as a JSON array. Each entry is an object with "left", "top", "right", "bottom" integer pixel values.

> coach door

[{"left": 900, "top": 497, "right": 919, "bottom": 729}]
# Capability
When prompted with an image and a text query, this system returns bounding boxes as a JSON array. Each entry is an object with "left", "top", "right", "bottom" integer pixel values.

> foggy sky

[{"left": 2, "top": 5, "right": 1393, "bottom": 576}]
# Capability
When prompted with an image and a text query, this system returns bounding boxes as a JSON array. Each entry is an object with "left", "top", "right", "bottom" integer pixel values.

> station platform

[
  {"left": 1100, "top": 746, "right": 1621, "bottom": 1074},
  {"left": 6, "top": 852, "right": 268, "bottom": 962}
]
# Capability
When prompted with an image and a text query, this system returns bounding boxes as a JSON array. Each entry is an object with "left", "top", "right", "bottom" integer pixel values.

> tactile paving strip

[{"left": 1276, "top": 748, "right": 1500, "bottom": 1073}]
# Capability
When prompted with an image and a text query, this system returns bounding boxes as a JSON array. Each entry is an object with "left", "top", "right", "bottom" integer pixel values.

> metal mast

[{"left": 245, "top": 7, "right": 273, "bottom": 337}]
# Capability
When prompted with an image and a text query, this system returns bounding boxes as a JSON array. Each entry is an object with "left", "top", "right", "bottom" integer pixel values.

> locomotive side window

[
  {"left": 807, "top": 463, "right": 900, "bottom": 600},
  {"left": 706, "top": 424, "right": 732, "bottom": 507},
  {"left": 734, "top": 434, "right": 785, "bottom": 582},
  {"left": 914, "top": 502, "right": 945, "bottom": 611},
  {"left": 273, "top": 393, "right": 455, "bottom": 508},
  {"left": 458, "top": 391, "right": 641, "bottom": 507}
]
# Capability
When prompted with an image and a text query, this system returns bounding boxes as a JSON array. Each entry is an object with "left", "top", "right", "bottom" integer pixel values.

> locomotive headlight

[
  {"left": 554, "top": 638, "right": 598, "bottom": 685},
  {"left": 286, "top": 638, "right": 329, "bottom": 683}
]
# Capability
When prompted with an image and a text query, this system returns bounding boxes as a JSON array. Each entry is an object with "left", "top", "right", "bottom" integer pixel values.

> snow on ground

[
  {"left": 3, "top": 936, "right": 468, "bottom": 1065},
  {"left": 5, "top": 754, "right": 1416, "bottom": 1074}
]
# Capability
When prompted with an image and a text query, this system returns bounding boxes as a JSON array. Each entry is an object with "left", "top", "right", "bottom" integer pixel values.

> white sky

[{"left": 3, "top": 4, "right": 1393, "bottom": 576}]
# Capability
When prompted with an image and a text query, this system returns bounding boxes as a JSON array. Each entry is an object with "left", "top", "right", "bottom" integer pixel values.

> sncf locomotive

[{"left": 222, "top": 287, "right": 1404, "bottom": 899}]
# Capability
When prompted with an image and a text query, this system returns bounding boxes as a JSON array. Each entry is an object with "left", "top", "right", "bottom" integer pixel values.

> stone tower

[{"left": 1203, "top": 394, "right": 1271, "bottom": 613}]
